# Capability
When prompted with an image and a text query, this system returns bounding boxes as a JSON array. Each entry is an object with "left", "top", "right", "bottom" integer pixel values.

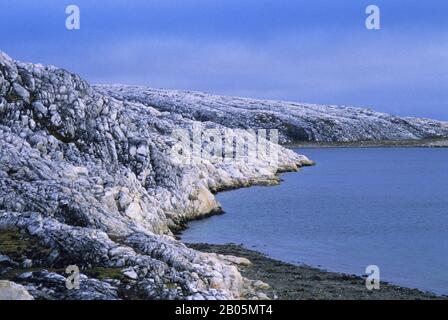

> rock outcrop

[
  {"left": 0, "top": 51, "right": 310, "bottom": 300},
  {"left": 0, "top": 281, "right": 34, "bottom": 300},
  {"left": 96, "top": 85, "right": 448, "bottom": 144},
  {"left": 1, "top": 51, "right": 447, "bottom": 300}
]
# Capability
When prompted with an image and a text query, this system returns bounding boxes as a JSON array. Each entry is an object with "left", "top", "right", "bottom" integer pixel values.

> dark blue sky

[{"left": 1, "top": 0, "right": 447, "bottom": 120}]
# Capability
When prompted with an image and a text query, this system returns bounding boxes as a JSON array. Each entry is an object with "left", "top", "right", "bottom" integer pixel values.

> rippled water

[{"left": 181, "top": 148, "right": 448, "bottom": 295}]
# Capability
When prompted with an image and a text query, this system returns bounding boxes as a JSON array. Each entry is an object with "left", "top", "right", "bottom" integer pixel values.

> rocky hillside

[
  {"left": 1, "top": 50, "right": 446, "bottom": 300},
  {"left": 96, "top": 85, "right": 448, "bottom": 144},
  {"left": 0, "top": 51, "right": 313, "bottom": 300}
]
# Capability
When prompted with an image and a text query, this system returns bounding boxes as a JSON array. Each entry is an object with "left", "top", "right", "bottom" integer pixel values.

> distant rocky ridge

[
  {"left": 95, "top": 85, "right": 448, "bottom": 144},
  {"left": 1, "top": 51, "right": 446, "bottom": 300}
]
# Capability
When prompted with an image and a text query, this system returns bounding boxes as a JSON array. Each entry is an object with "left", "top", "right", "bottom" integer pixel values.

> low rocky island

[{"left": 1, "top": 51, "right": 447, "bottom": 300}]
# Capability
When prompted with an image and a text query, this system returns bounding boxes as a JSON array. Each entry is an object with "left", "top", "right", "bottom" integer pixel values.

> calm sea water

[{"left": 181, "top": 148, "right": 448, "bottom": 295}]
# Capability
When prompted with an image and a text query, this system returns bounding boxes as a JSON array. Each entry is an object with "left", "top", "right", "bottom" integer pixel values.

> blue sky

[{"left": 1, "top": 0, "right": 448, "bottom": 120}]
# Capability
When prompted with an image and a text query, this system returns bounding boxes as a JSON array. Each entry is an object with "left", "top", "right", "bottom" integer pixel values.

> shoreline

[
  {"left": 286, "top": 138, "right": 448, "bottom": 149},
  {"left": 187, "top": 243, "right": 445, "bottom": 300},
  {"left": 2, "top": 50, "right": 447, "bottom": 300},
  {"left": 179, "top": 145, "right": 447, "bottom": 300},
  {"left": 173, "top": 160, "right": 315, "bottom": 238}
]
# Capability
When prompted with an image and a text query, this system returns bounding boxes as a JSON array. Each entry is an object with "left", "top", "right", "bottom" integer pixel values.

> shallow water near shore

[{"left": 181, "top": 148, "right": 448, "bottom": 295}]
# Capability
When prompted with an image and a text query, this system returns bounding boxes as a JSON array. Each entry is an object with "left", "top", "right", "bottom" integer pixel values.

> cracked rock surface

[
  {"left": 96, "top": 85, "right": 448, "bottom": 144},
  {"left": 0, "top": 51, "right": 311, "bottom": 300},
  {"left": 2, "top": 51, "right": 447, "bottom": 300}
]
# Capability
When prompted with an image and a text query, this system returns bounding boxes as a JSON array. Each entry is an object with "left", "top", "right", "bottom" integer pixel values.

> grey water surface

[{"left": 181, "top": 148, "right": 448, "bottom": 295}]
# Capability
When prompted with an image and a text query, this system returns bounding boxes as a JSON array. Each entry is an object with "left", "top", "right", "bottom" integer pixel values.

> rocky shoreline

[
  {"left": 188, "top": 243, "right": 445, "bottom": 300},
  {"left": 287, "top": 138, "right": 448, "bottom": 149},
  {"left": 1, "top": 51, "right": 448, "bottom": 300},
  {"left": 0, "top": 50, "right": 312, "bottom": 300}
]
